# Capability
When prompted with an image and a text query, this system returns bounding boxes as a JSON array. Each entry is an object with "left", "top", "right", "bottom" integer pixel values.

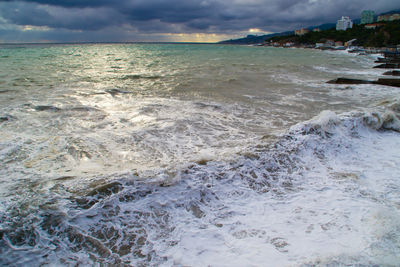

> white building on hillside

[{"left": 336, "top": 16, "right": 353, "bottom": 31}]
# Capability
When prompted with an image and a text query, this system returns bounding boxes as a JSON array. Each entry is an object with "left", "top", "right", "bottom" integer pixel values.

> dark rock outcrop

[
  {"left": 373, "top": 63, "right": 400, "bottom": 69},
  {"left": 327, "top": 77, "right": 400, "bottom": 88},
  {"left": 327, "top": 78, "right": 373, "bottom": 85},
  {"left": 373, "top": 78, "right": 400, "bottom": 87},
  {"left": 383, "top": 70, "right": 400, "bottom": 76},
  {"left": 375, "top": 58, "right": 400, "bottom": 64}
]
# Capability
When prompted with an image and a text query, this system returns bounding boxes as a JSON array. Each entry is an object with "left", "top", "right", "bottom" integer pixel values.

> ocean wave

[{"left": 1, "top": 101, "right": 400, "bottom": 266}]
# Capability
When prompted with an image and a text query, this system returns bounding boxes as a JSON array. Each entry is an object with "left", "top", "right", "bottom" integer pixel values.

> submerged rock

[
  {"left": 0, "top": 115, "right": 16, "bottom": 122},
  {"left": 68, "top": 106, "right": 100, "bottom": 112},
  {"left": 0, "top": 116, "right": 9, "bottom": 122},
  {"left": 105, "top": 88, "right": 131, "bottom": 96},
  {"left": 34, "top": 105, "right": 61, "bottom": 112}
]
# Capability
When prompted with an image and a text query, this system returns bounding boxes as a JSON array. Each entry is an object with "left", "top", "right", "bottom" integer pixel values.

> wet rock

[
  {"left": 327, "top": 78, "right": 372, "bottom": 85},
  {"left": 383, "top": 70, "right": 400, "bottom": 76},
  {"left": 5, "top": 226, "right": 38, "bottom": 247},
  {"left": 375, "top": 58, "right": 388, "bottom": 63},
  {"left": 383, "top": 52, "right": 400, "bottom": 59},
  {"left": 375, "top": 58, "right": 400, "bottom": 64},
  {"left": 373, "top": 63, "right": 400, "bottom": 69},
  {"left": 372, "top": 78, "right": 400, "bottom": 88},
  {"left": 0, "top": 115, "right": 16, "bottom": 122},
  {"left": 66, "top": 227, "right": 112, "bottom": 258},
  {"left": 75, "top": 182, "right": 123, "bottom": 209},
  {"left": 327, "top": 78, "right": 400, "bottom": 88},
  {"left": 0, "top": 116, "right": 9, "bottom": 122}
]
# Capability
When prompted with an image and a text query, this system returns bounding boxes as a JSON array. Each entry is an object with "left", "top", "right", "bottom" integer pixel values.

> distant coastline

[{"left": 219, "top": 9, "right": 400, "bottom": 47}]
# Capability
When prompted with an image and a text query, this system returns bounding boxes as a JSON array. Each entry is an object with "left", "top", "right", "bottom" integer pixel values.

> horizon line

[{"left": 0, "top": 41, "right": 224, "bottom": 45}]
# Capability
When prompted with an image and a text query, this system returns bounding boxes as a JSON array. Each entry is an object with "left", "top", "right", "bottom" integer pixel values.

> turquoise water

[{"left": 0, "top": 44, "right": 399, "bottom": 266}]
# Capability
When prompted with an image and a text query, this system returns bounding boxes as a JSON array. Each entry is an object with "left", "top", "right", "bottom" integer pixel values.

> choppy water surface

[{"left": 0, "top": 43, "right": 399, "bottom": 266}]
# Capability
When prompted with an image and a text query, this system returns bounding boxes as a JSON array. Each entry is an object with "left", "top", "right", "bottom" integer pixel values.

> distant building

[
  {"left": 378, "top": 13, "right": 400, "bottom": 22},
  {"left": 394, "top": 14, "right": 400, "bottom": 20},
  {"left": 364, "top": 23, "right": 385, "bottom": 29},
  {"left": 336, "top": 16, "right": 353, "bottom": 31},
  {"left": 313, "top": 28, "right": 321, "bottom": 32},
  {"left": 335, "top": 41, "right": 343, "bottom": 47},
  {"left": 361, "top": 10, "right": 375, "bottom": 24},
  {"left": 295, "top": 28, "right": 310, "bottom": 36},
  {"left": 378, "top": 14, "right": 389, "bottom": 22},
  {"left": 283, "top": 42, "right": 294, "bottom": 47}
]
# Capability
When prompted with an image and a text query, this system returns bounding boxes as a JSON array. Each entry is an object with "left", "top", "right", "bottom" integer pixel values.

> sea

[{"left": 0, "top": 43, "right": 399, "bottom": 266}]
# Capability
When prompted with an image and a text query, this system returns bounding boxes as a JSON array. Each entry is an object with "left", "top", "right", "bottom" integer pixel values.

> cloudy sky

[{"left": 0, "top": 0, "right": 399, "bottom": 43}]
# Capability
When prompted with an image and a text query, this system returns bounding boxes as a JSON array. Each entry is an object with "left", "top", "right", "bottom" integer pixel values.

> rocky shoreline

[{"left": 327, "top": 51, "right": 400, "bottom": 88}]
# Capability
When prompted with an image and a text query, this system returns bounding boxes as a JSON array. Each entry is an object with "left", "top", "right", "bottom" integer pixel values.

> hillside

[
  {"left": 219, "top": 31, "right": 292, "bottom": 45},
  {"left": 218, "top": 9, "right": 399, "bottom": 45},
  {"left": 269, "top": 20, "right": 400, "bottom": 47}
]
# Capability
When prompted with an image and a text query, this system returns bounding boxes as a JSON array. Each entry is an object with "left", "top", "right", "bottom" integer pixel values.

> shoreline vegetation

[
  {"left": 219, "top": 8, "right": 400, "bottom": 51},
  {"left": 265, "top": 20, "right": 400, "bottom": 49}
]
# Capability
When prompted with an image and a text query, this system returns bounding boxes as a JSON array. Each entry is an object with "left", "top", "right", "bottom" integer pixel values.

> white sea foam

[
  {"left": 3, "top": 103, "right": 398, "bottom": 266},
  {"left": 148, "top": 106, "right": 400, "bottom": 266}
]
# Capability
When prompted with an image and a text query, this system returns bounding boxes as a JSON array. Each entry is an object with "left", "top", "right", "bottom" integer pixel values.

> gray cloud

[{"left": 0, "top": 0, "right": 399, "bottom": 42}]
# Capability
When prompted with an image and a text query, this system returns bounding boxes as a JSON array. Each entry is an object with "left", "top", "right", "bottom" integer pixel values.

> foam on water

[{"left": 1, "top": 100, "right": 399, "bottom": 266}]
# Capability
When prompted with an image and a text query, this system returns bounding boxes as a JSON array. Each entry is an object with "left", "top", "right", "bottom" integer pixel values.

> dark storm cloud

[
  {"left": 0, "top": 0, "right": 399, "bottom": 42},
  {"left": 0, "top": 2, "right": 122, "bottom": 31},
  {"left": 0, "top": 0, "right": 221, "bottom": 31},
  {"left": 0, "top": 0, "right": 112, "bottom": 8}
]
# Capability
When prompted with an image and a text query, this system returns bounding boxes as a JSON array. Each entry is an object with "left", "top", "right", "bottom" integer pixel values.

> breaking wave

[{"left": 1, "top": 100, "right": 400, "bottom": 266}]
